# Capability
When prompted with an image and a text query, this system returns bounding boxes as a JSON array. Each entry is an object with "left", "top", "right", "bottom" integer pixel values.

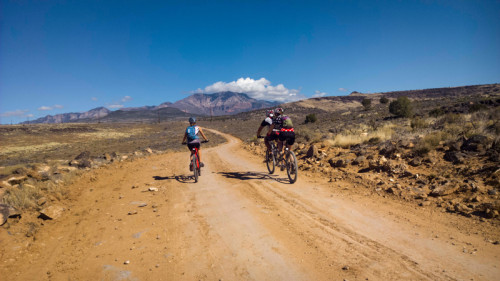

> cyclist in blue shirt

[{"left": 182, "top": 117, "right": 209, "bottom": 169}]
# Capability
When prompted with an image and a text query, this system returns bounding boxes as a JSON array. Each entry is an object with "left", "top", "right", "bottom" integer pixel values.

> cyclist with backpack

[
  {"left": 256, "top": 109, "right": 275, "bottom": 150},
  {"left": 267, "top": 108, "right": 295, "bottom": 158},
  {"left": 182, "top": 117, "right": 209, "bottom": 169}
]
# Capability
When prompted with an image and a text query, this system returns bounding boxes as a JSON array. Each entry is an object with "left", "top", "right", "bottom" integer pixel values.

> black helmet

[
  {"left": 274, "top": 108, "right": 283, "bottom": 115},
  {"left": 189, "top": 117, "right": 196, "bottom": 123}
]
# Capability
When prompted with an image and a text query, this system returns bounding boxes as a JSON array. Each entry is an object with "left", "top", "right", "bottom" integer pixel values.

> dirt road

[{"left": 1, "top": 130, "right": 499, "bottom": 280}]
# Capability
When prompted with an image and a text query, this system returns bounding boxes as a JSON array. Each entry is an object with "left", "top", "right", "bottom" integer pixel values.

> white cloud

[
  {"left": 38, "top": 104, "right": 64, "bottom": 111},
  {"left": 121, "top": 96, "right": 132, "bottom": 102},
  {"left": 312, "top": 90, "right": 328, "bottom": 98},
  {"left": 91, "top": 97, "right": 98, "bottom": 101},
  {"left": 0, "top": 109, "right": 30, "bottom": 117},
  {"left": 195, "top": 77, "right": 305, "bottom": 102},
  {"left": 338, "top": 88, "right": 348, "bottom": 92},
  {"left": 27, "top": 114, "right": 34, "bottom": 118},
  {"left": 108, "top": 104, "right": 124, "bottom": 109}
]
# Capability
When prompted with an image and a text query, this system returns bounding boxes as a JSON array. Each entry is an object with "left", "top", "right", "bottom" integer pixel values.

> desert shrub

[
  {"left": 389, "top": 96, "right": 414, "bottom": 118},
  {"left": 441, "top": 113, "right": 465, "bottom": 124},
  {"left": 429, "top": 108, "right": 445, "bottom": 117},
  {"left": 2, "top": 184, "right": 42, "bottom": 210},
  {"left": 469, "top": 103, "right": 488, "bottom": 113},
  {"left": 362, "top": 98, "right": 372, "bottom": 110},
  {"left": 410, "top": 117, "right": 428, "bottom": 130},
  {"left": 305, "top": 113, "right": 318, "bottom": 124},
  {"left": 380, "top": 96, "right": 389, "bottom": 104},
  {"left": 296, "top": 128, "right": 321, "bottom": 143},
  {"left": 413, "top": 131, "right": 451, "bottom": 156}
]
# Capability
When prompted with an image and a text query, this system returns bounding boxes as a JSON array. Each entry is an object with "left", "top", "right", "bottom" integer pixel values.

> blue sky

[{"left": 1, "top": 0, "right": 499, "bottom": 123}]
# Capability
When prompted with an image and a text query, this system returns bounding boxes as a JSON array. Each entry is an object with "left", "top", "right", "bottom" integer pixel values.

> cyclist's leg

[
  {"left": 187, "top": 143, "right": 194, "bottom": 161},
  {"left": 286, "top": 131, "right": 296, "bottom": 151}
]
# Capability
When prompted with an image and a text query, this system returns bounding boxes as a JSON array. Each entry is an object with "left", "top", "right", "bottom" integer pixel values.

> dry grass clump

[
  {"left": 330, "top": 123, "right": 395, "bottom": 148},
  {"left": 2, "top": 184, "right": 43, "bottom": 210},
  {"left": 413, "top": 131, "right": 452, "bottom": 156}
]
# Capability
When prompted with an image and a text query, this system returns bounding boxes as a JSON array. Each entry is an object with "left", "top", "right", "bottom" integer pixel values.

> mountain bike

[{"left": 182, "top": 140, "right": 208, "bottom": 183}]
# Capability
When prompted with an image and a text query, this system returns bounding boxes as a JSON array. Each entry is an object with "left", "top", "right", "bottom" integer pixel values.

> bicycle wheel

[
  {"left": 265, "top": 148, "right": 275, "bottom": 174},
  {"left": 192, "top": 154, "right": 199, "bottom": 182},
  {"left": 285, "top": 151, "right": 298, "bottom": 183}
]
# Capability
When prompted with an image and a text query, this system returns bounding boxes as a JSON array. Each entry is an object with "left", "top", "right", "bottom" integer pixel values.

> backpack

[
  {"left": 282, "top": 116, "right": 293, "bottom": 128},
  {"left": 186, "top": 126, "right": 199, "bottom": 141}
]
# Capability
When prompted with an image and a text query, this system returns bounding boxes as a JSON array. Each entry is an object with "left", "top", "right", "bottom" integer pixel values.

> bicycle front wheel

[
  {"left": 266, "top": 149, "right": 275, "bottom": 174},
  {"left": 286, "top": 151, "right": 298, "bottom": 183},
  {"left": 192, "top": 154, "right": 199, "bottom": 182}
]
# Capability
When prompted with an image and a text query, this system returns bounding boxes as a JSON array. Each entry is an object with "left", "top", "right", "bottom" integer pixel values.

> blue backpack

[{"left": 186, "top": 126, "right": 199, "bottom": 141}]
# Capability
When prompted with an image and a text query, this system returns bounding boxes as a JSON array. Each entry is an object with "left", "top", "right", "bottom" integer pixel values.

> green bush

[
  {"left": 389, "top": 96, "right": 414, "bottom": 118},
  {"left": 361, "top": 98, "right": 372, "bottom": 110},
  {"left": 305, "top": 113, "right": 318, "bottom": 124},
  {"left": 380, "top": 96, "right": 389, "bottom": 104},
  {"left": 429, "top": 108, "right": 445, "bottom": 117}
]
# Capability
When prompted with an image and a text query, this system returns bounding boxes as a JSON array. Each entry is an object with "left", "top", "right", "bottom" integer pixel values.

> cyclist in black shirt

[{"left": 256, "top": 110, "right": 275, "bottom": 150}]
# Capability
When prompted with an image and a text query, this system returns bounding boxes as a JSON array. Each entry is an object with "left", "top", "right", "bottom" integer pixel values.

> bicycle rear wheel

[
  {"left": 266, "top": 148, "right": 275, "bottom": 174},
  {"left": 285, "top": 151, "right": 298, "bottom": 183},
  {"left": 192, "top": 154, "right": 199, "bottom": 182}
]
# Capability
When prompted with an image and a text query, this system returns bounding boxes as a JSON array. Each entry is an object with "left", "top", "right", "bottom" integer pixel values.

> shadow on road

[
  {"left": 218, "top": 171, "right": 290, "bottom": 184},
  {"left": 153, "top": 175, "right": 194, "bottom": 183}
]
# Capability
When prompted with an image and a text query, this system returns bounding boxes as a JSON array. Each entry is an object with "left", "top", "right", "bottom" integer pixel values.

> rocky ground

[{"left": 246, "top": 134, "right": 500, "bottom": 224}]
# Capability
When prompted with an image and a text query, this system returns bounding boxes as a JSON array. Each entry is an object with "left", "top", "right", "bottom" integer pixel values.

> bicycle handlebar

[{"left": 202, "top": 140, "right": 209, "bottom": 143}]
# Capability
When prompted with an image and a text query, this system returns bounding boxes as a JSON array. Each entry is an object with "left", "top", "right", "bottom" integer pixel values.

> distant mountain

[
  {"left": 21, "top": 92, "right": 277, "bottom": 124},
  {"left": 171, "top": 92, "right": 279, "bottom": 115},
  {"left": 23, "top": 107, "right": 110, "bottom": 124},
  {"left": 100, "top": 107, "right": 193, "bottom": 122}
]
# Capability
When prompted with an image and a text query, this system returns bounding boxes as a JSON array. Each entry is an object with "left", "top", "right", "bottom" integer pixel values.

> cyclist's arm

[
  {"left": 198, "top": 127, "right": 209, "bottom": 141},
  {"left": 256, "top": 125, "right": 265, "bottom": 137},
  {"left": 267, "top": 124, "right": 275, "bottom": 136}
]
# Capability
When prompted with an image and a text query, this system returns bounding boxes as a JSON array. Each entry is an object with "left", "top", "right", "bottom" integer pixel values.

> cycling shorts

[
  {"left": 279, "top": 131, "right": 295, "bottom": 146},
  {"left": 265, "top": 131, "right": 280, "bottom": 142},
  {"left": 187, "top": 139, "right": 201, "bottom": 150}
]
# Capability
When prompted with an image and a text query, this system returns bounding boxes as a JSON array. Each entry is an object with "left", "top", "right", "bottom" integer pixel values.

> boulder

[
  {"left": 7, "top": 175, "right": 27, "bottom": 185},
  {"left": 306, "top": 145, "right": 318, "bottom": 158},
  {"left": 430, "top": 184, "right": 459, "bottom": 197},
  {"left": 444, "top": 151, "right": 466, "bottom": 164},
  {"left": 409, "top": 158, "right": 422, "bottom": 167},
  {"left": 78, "top": 159, "right": 92, "bottom": 169},
  {"left": 378, "top": 141, "right": 399, "bottom": 158},
  {"left": 461, "top": 135, "right": 490, "bottom": 153},
  {"left": 39, "top": 205, "right": 65, "bottom": 220},
  {"left": 352, "top": 156, "right": 366, "bottom": 166},
  {"left": 0, "top": 204, "right": 20, "bottom": 226},
  {"left": 75, "top": 151, "right": 91, "bottom": 160}
]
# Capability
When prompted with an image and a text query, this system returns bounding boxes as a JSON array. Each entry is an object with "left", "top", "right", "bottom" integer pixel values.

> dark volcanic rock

[
  {"left": 461, "top": 135, "right": 490, "bottom": 153},
  {"left": 444, "top": 151, "right": 466, "bottom": 164},
  {"left": 75, "top": 151, "right": 91, "bottom": 160}
]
